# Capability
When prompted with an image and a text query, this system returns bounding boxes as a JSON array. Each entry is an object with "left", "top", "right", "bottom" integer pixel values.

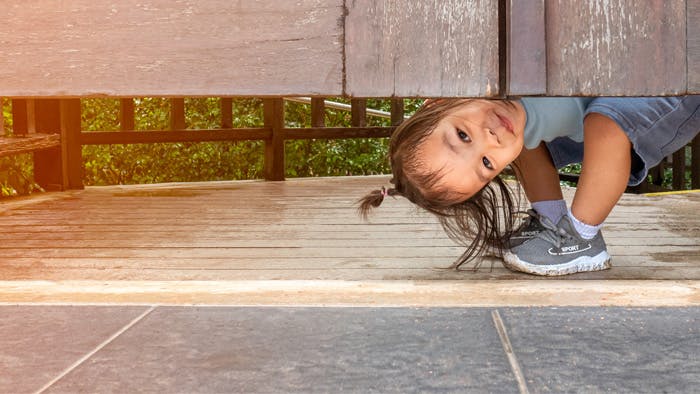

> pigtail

[{"left": 357, "top": 186, "right": 398, "bottom": 219}]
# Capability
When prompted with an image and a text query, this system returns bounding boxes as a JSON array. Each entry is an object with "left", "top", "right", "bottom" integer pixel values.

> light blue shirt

[{"left": 519, "top": 97, "right": 595, "bottom": 149}]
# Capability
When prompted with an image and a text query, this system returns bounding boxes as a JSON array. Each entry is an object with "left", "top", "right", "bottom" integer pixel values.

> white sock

[
  {"left": 531, "top": 199, "right": 568, "bottom": 224},
  {"left": 567, "top": 209, "right": 603, "bottom": 240}
]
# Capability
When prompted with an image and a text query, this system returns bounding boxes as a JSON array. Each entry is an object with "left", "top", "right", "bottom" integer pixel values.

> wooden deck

[{"left": 0, "top": 176, "right": 699, "bottom": 306}]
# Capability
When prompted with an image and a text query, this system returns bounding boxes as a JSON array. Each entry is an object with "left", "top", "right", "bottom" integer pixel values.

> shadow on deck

[{"left": 1, "top": 175, "right": 699, "bottom": 306}]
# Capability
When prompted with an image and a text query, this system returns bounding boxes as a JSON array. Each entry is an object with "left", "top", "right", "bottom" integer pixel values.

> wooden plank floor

[{"left": 0, "top": 175, "right": 698, "bottom": 306}]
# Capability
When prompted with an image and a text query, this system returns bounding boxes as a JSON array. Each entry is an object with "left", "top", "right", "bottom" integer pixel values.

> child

[{"left": 358, "top": 97, "right": 700, "bottom": 276}]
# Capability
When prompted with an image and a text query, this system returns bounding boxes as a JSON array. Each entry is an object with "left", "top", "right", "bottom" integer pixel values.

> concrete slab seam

[{"left": 33, "top": 305, "right": 156, "bottom": 394}]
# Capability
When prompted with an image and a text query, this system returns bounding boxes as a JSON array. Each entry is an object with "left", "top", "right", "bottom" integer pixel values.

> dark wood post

[
  {"left": 390, "top": 98, "right": 404, "bottom": 126},
  {"left": 311, "top": 98, "right": 325, "bottom": 127},
  {"left": 263, "top": 98, "right": 285, "bottom": 181},
  {"left": 221, "top": 98, "right": 233, "bottom": 129},
  {"left": 11, "top": 99, "right": 35, "bottom": 136},
  {"left": 60, "top": 99, "right": 83, "bottom": 189},
  {"left": 120, "top": 98, "right": 135, "bottom": 131},
  {"left": 33, "top": 99, "right": 63, "bottom": 190},
  {"left": 691, "top": 135, "right": 700, "bottom": 189},
  {"left": 672, "top": 148, "right": 686, "bottom": 190},
  {"left": 170, "top": 98, "right": 186, "bottom": 130},
  {"left": 351, "top": 99, "right": 367, "bottom": 127}
]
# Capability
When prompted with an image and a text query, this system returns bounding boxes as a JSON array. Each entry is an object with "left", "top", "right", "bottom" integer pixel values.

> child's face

[{"left": 416, "top": 99, "right": 526, "bottom": 201}]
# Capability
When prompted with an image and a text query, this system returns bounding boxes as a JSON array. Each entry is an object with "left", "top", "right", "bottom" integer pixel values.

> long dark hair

[{"left": 357, "top": 99, "right": 521, "bottom": 270}]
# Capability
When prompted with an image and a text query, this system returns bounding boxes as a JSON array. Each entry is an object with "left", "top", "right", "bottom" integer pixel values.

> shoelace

[
  {"left": 514, "top": 209, "right": 539, "bottom": 230},
  {"left": 534, "top": 215, "right": 573, "bottom": 248}
]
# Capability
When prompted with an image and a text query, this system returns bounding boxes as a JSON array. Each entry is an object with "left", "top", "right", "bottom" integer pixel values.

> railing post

[
  {"left": 672, "top": 147, "right": 686, "bottom": 190},
  {"left": 33, "top": 99, "right": 63, "bottom": 191},
  {"left": 120, "top": 98, "right": 135, "bottom": 131},
  {"left": 221, "top": 98, "right": 233, "bottom": 129},
  {"left": 351, "top": 99, "right": 367, "bottom": 127},
  {"left": 390, "top": 98, "right": 404, "bottom": 126},
  {"left": 11, "top": 99, "right": 35, "bottom": 136},
  {"left": 263, "top": 98, "right": 285, "bottom": 181},
  {"left": 60, "top": 99, "right": 83, "bottom": 190},
  {"left": 170, "top": 98, "right": 186, "bottom": 130},
  {"left": 311, "top": 98, "right": 325, "bottom": 127},
  {"left": 692, "top": 135, "right": 700, "bottom": 189}
]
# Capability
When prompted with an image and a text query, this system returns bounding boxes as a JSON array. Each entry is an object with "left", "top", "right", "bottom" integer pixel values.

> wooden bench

[{"left": 0, "top": 0, "right": 698, "bottom": 191}]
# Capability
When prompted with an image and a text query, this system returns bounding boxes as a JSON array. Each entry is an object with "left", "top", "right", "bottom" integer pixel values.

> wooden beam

[
  {"left": 689, "top": 0, "right": 700, "bottom": 93},
  {"left": 345, "top": 0, "right": 500, "bottom": 97},
  {"left": 283, "top": 127, "right": 393, "bottom": 140},
  {"left": 506, "top": 0, "right": 546, "bottom": 95},
  {"left": 0, "top": 1, "right": 343, "bottom": 97},
  {"left": 263, "top": 99, "right": 285, "bottom": 181},
  {"left": 545, "top": 0, "right": 686, "bottom": 95},
  {"left": 81, "top": 129, "right": 272, "bottom": 145}
]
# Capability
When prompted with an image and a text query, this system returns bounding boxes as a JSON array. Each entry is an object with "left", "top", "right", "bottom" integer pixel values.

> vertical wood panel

[
  {"left": 263, "top": 99, "right": 285, "bottom": 181},
  {"left": 60, "top": 99, "right": 83, "bottom": 190},
  {"left": 546, "top": 0, "right": 686, "bottom": 95},
  {"left": 506, "top": 0, "right": 546, "bottom": 95},
  {"left": 0, "top": 0, "right": 343, "bottom": 97},
  {"left": 689, "top": 0, "right": 700, "bottom": 93},
  {"left": 345, "top": 0, "right": 500, "bottom": 97}
]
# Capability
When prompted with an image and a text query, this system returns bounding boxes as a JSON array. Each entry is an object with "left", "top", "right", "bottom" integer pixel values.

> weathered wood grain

[
  {"left": 0, "top": 176, "right": 697, "bottom": 287},
  {"left": 689, "top": 0, "right": 700, "bottom": 93},
  {"left": 345, "top": 0, "right": 500, "bottom": 97},
  {"left": 506, "top": 0, "right": 546, "bottom": 95},
  {"left": 545, "top": 0, "right": 687, "bottom": 95},
  {"left": 0, "top": 134, "right": 61, "bottom": 157},
  {"left": 0, "top": 0, "right": 344, "bottom": 97}
]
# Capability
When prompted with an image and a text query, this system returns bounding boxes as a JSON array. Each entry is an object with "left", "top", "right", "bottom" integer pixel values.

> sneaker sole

[{"left": 502, "top": 250, "right": 612, "bottom": 276}]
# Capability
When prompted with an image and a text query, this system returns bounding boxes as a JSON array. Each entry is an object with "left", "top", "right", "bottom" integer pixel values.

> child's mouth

[{"left": 497, "top": 114, "right": 515, "bottom": 135}]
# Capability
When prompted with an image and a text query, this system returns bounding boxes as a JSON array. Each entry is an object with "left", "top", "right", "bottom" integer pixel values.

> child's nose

[{"left": 484, "top": 127, "right": 500, "bottom": 146}]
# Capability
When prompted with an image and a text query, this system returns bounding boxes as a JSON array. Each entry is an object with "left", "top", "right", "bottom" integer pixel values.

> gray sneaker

[
  {"left": 503, "top": 215, "right": 611, "bottom": 276},
  {"left": 508, "top": 209, "right": 546, "bottom": 248}
]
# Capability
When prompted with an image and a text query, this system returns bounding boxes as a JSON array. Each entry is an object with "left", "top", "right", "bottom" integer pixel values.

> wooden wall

[{"left": 0, "top": 0, "right": 696, "bottom": 97}]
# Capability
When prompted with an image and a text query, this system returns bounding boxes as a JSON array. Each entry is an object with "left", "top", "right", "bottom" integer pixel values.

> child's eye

[
  {"left": 483, "top": 157, "right": 494, "bottom": 170},
  {"left": 457, "top": 129, "right": 470, "bottom": 142}
]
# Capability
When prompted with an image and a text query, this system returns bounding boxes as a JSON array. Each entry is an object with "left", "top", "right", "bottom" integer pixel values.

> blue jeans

[{"left": 546, "top": 96, "right": 700, "bottom": 186}]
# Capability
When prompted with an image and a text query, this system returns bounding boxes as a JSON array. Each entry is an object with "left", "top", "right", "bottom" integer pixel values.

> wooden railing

[{"left": 2, "top": 96, "right": 699, "bottom": 194}]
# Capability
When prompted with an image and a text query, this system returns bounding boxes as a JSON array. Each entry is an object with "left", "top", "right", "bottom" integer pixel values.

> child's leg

[
  {"left": 513, "top": 143, "right": 563, "bottom": 203},
  {"left": 571, "top": 113, "right": 631, "bottom": 225},
  {"left": 509, "top": 143, "right": 566, "bottom": 247}
]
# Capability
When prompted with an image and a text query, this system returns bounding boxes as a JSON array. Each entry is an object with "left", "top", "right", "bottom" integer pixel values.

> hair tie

[{"left": 380, "top": 187, "right": 388, "bottom": 197}]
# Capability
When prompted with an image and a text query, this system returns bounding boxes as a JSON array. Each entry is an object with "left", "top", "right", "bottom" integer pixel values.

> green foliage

[
  {"left": 79, "top": 97, "right": 403, "bottom": 186},
  {"left": 1, "top": 99, "right": 44, "bottom": 197}
]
